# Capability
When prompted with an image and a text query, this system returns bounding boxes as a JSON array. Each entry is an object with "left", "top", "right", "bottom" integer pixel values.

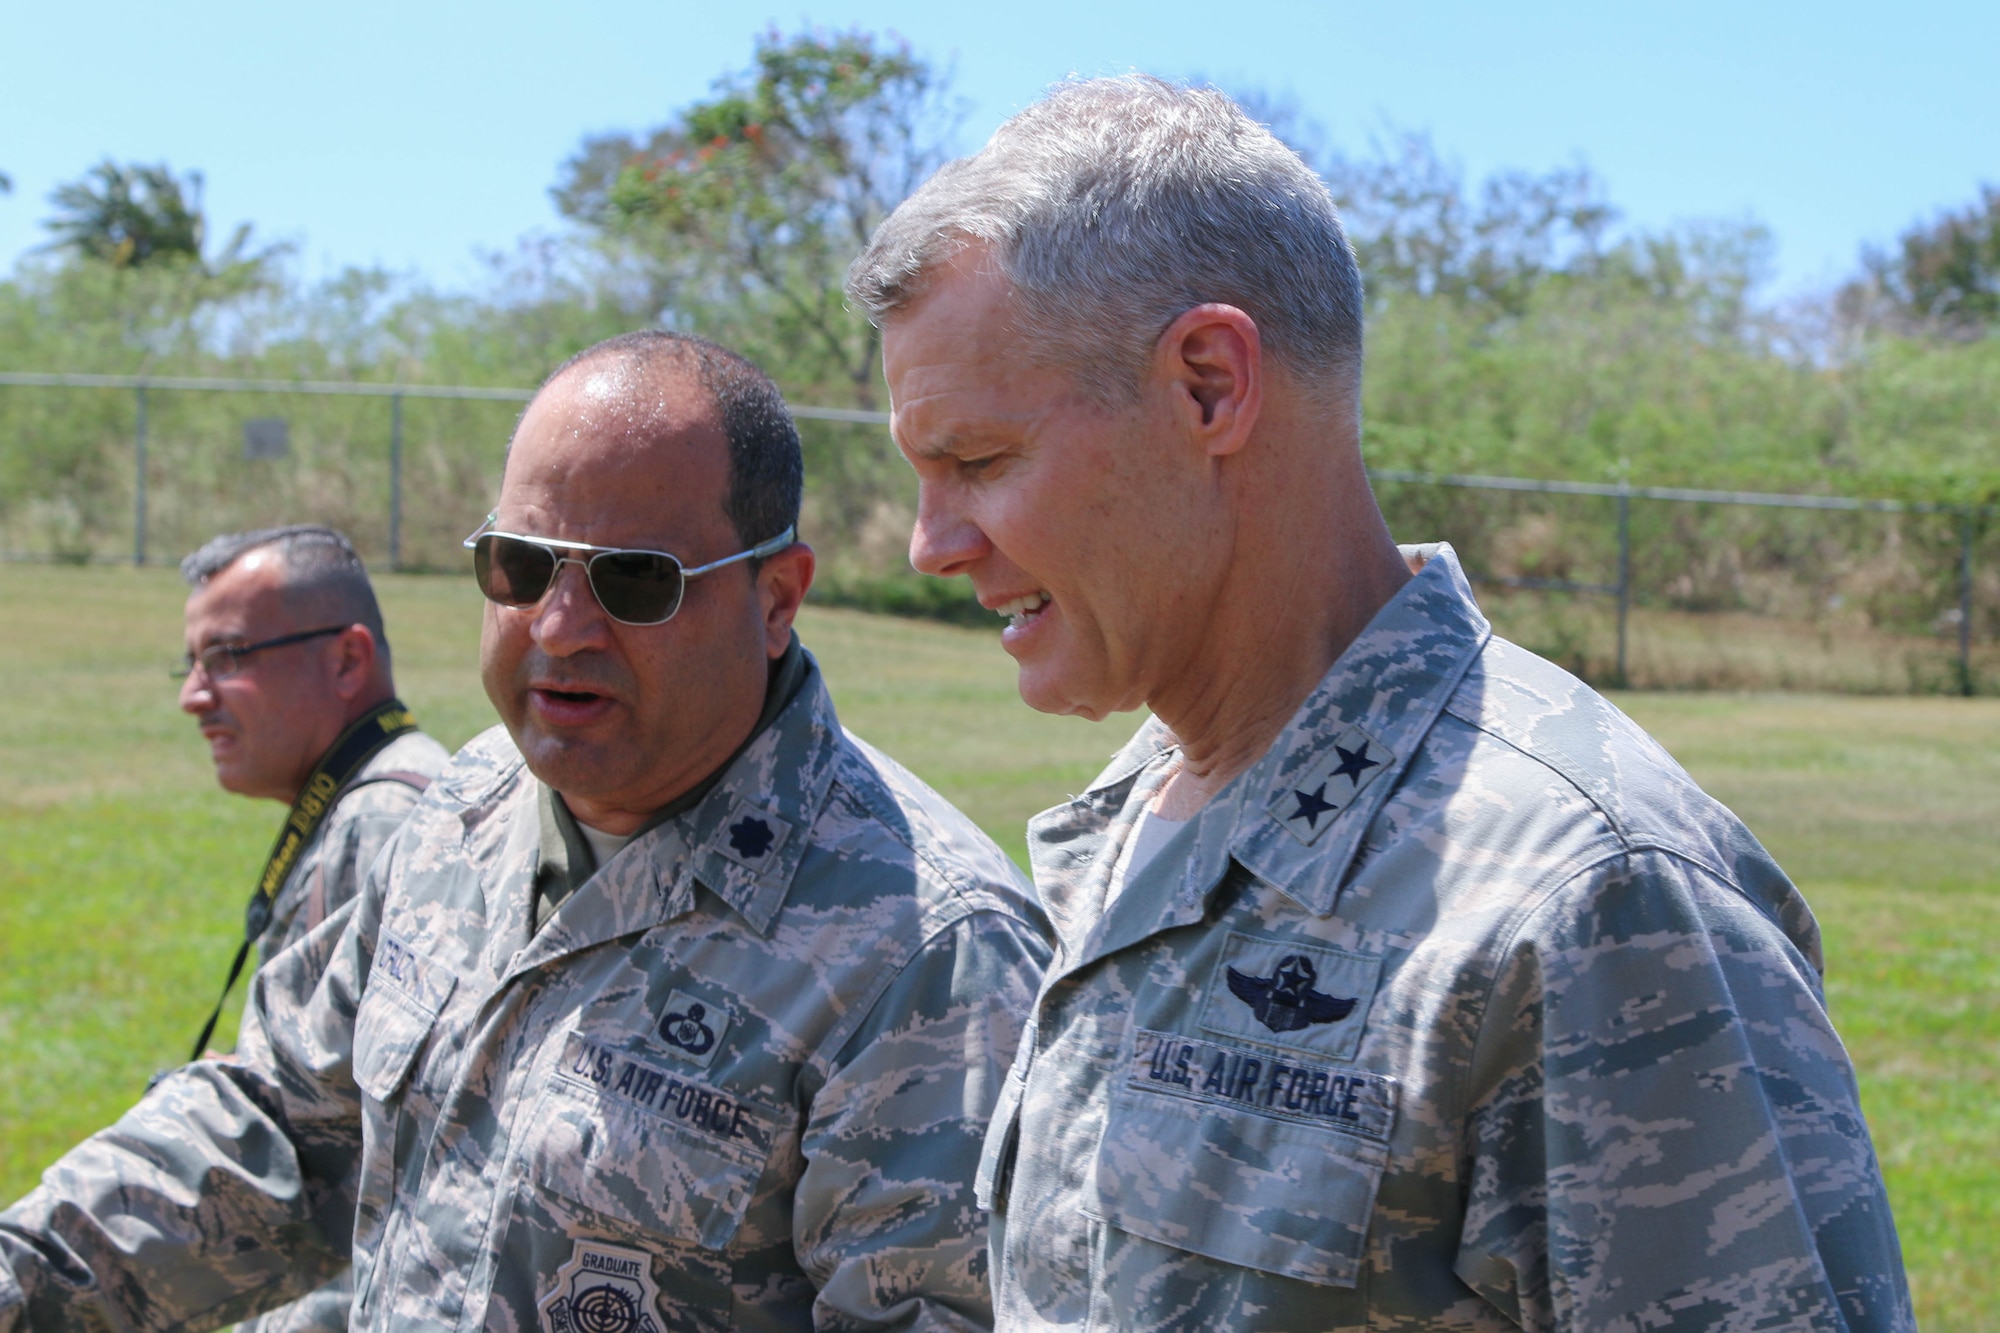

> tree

[
  {"left": 552, "top": 28, "right": 961, "bottom": 408},
  {"left": 42, "top": 160, "right": 274, "bottom": 277},
  {"left": 1846, "top": 185, "right": 2000, "bottom": 338}
]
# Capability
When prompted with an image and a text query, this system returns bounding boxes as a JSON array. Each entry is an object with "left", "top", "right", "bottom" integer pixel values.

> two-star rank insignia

[
  {"left": 1265, "top": 724, "right": 1394, "bottom": 846},
  {"left": 713, "top": 797, "right": 793, "bottom": 873},
  {"left": 1226, "top": 954, "right": 1359, "bottom": 1032}
]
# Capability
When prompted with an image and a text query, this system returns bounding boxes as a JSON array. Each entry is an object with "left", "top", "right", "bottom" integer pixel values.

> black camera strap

[{"left": 182, "top": 698, "right": 421, "bottom": 1062}]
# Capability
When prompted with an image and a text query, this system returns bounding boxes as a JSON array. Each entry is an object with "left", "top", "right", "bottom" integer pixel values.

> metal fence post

[
  {"left": 389, "top": 392, "right": 403, "bottom": 571},
  {"left": 1959, "top": 509, "right": 1976, "bottom": 698},
  {"left": 133, "top": 385, "right": 148, "bottom": 566},
  {"left": 1615, "top": 488, "right": 1632, "bottom": 687}
]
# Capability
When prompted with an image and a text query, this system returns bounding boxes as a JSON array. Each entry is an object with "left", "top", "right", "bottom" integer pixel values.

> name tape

[{"left": 1128, "top": 1028, "right": 1397, "bottom": 1143}]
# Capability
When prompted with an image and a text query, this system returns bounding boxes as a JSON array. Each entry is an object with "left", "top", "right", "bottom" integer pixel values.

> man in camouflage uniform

[
  {"left": 0, "top": 332, "right": 1049, "bottom": 1332},
  {"left": 176, "top": 524, "right": 449, "bottom": 1333},
  {"left": 177, "top": 525, "right": 449, "bottom": 981},
  {"left": 848, "top": 77, "right": 1913, "bottom": 1330}
]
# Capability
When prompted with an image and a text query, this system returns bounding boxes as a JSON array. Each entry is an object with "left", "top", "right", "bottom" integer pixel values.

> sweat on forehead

[{"left": 537, "top": 350, "right": 723, "bottom": 441}]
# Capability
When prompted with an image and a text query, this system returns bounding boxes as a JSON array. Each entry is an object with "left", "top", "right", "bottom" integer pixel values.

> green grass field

[{"left": 2, "top": 565, "right": 1994, "bottom": 1329}]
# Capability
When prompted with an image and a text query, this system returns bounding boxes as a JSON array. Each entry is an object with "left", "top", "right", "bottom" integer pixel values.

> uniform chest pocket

[
  {"left": 1086, "top": 1029, "right": 1398, "bottom": 1288},
  {"left": 526, "top": 1031, "right": 783, "bottom": 1253},
  {"left": 353, "top": 982, "right": 450, "bottom": 1104}
]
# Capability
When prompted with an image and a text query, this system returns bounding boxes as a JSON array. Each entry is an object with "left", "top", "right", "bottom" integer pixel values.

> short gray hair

[
  {"left": 180, "top": 525, "right": 392, "bottom": 672},
  {"left": 846, "top": 76, "right": 1366, "bottom": 408}
]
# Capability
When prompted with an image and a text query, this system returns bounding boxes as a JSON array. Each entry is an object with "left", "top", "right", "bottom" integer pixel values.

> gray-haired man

[
  {"left": 850, "top": 77, "right": 1912, "bottom": 1331},
  {"left": 176, "top": 526, "right": 448, "bottom": 1333}
]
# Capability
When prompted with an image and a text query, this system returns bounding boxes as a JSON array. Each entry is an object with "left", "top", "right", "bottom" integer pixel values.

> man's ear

[
  {"left": 331, "top": 624, "right": 378, "bottom": 700},
  {"left": 1155, "top": 303, "right": 1262, "bottom": 458},
  {"left": 757, "top": 543, "right": 816, "bottom": 658}
]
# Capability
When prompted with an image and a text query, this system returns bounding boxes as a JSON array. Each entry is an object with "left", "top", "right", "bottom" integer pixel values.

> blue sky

[{"left": 1, "top": 0, "right": 1993, "bottom": 299}]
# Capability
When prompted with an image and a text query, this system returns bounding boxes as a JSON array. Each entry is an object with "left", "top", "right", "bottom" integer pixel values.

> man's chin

[
  {"left": 1015, "top": 662, "right": 1115, "bottom": 722},
  {"left": 512, "top": 728, "right": 626, "bottom": 795}
]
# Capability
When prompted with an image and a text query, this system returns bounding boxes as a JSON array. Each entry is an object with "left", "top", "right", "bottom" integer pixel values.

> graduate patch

[
  {"left": 538, "top": 1239, "right": 662, "bottom": 1333},
  {"left": 1266, "top": 725, "right": 1394, "bottom": 846}
]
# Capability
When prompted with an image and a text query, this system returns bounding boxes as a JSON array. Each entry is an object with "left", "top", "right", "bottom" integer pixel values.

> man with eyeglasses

[
  {"left": 173, "top": 526, "right": 449, "bottom": 1333},
  {"left": 0, "top": 331, "right": 1048, "bottom": 1333}
]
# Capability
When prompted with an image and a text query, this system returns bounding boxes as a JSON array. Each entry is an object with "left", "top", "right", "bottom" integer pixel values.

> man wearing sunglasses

[{"left": 0, "top": 332, "right": 1049, "bottom": 1333}]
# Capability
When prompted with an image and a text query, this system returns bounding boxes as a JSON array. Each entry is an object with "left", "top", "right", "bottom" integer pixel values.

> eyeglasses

[
  {"left": 462, "top": 515, "right": 796, "bottom": 626},
  {"left": 171, "top": 625, "right": 347, "bottom": 681}
]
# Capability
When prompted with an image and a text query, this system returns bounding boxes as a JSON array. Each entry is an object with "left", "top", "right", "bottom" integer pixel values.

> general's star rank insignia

[
  {"left": 538, "top": 1240, "right": 663, "bottom": 1333},
  {"left": 1266, "top": 724, "right": 1394, "bottom": 845},
  {"left": 713, "top": 797, "right": 793, "bottom": 873}
]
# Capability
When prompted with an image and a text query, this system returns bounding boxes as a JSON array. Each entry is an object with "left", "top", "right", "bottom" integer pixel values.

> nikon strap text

[{"left": 183, "top": 698, "right": 422, "bottom": 1062}]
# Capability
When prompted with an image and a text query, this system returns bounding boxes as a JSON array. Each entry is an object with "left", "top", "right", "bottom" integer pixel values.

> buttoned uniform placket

[
  {"left": 987, "top": 548, "right": 1496, "bottom": 1328},
  {"left": 986, "top": 544, "right": 1914, "bottom": 1333}
]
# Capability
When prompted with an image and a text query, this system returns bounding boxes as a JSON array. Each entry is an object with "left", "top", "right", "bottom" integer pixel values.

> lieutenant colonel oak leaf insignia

[
  {"left": 728, "top": 816, "right": 774, "bottom": 860},
  {"left": 713, "top": 797, "right": 793, "bottom": 873},
  {"left": 1265, "top": 724, "right": 1394, "bottom": 846},
  {"left": 1227, "top": 954, "right": 1358, "bottom": 1033}
]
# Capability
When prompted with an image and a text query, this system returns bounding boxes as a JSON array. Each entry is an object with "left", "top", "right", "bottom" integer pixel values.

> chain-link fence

[{"left": 3, "top": 372, "right": 1991, "bottom": 694}]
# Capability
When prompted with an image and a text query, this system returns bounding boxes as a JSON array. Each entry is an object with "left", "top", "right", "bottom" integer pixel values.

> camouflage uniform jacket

[
  {"left": 254, "top": 727, "right": 452, "bottom": 973},
  {"left": 981, "top": 545, "right": 1911, "bottom": 1332},
  {"left": 0, "top": 653, "right": 1050, "bottom": 1333},
  {"left": 237, "top": 726, "right": 448, "bottom": 1333}
]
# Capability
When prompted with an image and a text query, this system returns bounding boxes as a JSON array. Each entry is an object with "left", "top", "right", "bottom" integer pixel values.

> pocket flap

[
  {"left": 352, "top": 986, "right": 442, "bottom": 1105},
  {"left": 529, "top": 1032, "right": 781, "bottom": 1252},
  {"left": 1091, "top": 1029, "right": 1398, "bottom": 1288},
  {"left": 353, "top": 930, "right": 455, "bottom": 1105}
]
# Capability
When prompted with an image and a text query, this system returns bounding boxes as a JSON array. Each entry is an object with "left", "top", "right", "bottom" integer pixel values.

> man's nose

[
  {"left": 529, "top": 559, "right": 613, "bottom": 654},
  {"left": 909, "top": 484, "right": 991, "bottom": 579},
  {"left": 177, "top": 667, "right": 214, "bottom": 714}
]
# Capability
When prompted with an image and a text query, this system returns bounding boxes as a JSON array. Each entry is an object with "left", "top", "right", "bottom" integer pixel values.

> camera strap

[{"left": 182, "top": 698, "right": 422, "bottom": 1063}]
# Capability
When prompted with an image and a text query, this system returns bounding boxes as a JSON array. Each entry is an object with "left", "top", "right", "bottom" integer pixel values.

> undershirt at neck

[
  {"left": 1108, "top": 804, "right": 1188, "bottom": 903},
  {"left": 575, "top": 821, "right": 632, "bottom": 871}
]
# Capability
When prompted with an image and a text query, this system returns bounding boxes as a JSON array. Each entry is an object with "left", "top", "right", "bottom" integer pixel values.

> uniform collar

[
  {"left": 506, "top": 642, "right": 840, "bottom": 981},
  {"left": 670, "top": 647, "right": 842, "bottom": 935},
  {"left": 1030, "top": 544, "right": 1490, "bottom": 950}
]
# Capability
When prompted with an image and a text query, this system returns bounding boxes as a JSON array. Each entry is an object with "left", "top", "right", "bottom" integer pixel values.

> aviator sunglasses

[{"left": 463, "top": 515, "right": 796, "bottom": 626}]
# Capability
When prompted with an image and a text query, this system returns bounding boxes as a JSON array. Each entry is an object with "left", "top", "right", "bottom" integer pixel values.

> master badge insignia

[
  {"left": 538, "top": 1240, "right": 662, "bottom": 1333},
  {"left": 657, "top": 988, "right": 733, "bottom": 1069}
]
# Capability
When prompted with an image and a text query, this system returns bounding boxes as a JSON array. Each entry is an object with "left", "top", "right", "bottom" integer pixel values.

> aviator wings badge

[{"left": 1226, "top": 954, "right": 1359, "bottom": 1033}]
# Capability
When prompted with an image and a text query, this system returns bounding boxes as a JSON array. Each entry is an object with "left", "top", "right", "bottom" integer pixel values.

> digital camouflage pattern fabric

[
  {"left": 980, "top": 545, "right": 1912, "bottom": 1332},
  {"left": 0, "top": 653, "right": 1049, "bottom": 1333},
  {"left": 250, "top": 728, "right": 450, "bottom": 975},
  {"left": 233, "top": 725, "right": 447, "bottom": 1333}
]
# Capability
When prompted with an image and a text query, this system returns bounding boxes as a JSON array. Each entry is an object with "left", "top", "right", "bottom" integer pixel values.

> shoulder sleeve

[
  {"left": 0, "top": 856, "right": 378, "bottom": 1332},
  {"left": 1452, "top": 848, "right": 1913, "bottom": 1333},
  {"left": 793, "top": 907, "right": 1051, "bottom": 1331},
  {"left": 258, "top": 763, "right": 432, "bottom": 973}
]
